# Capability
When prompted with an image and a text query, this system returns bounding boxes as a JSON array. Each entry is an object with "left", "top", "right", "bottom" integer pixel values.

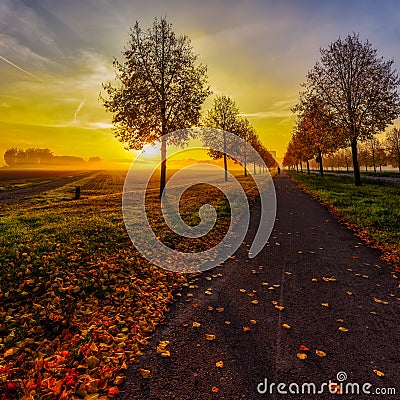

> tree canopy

[
  {"left": 291, "top": 33, "right": 400, "bottom": 185},
  {"left": 102, "top": 17, "right": 210, "bottom": 195}
]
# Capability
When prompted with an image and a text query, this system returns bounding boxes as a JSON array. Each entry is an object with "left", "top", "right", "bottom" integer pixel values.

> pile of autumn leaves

[{"left": 0, "top": 249, "right": 187, "bottom": 399}]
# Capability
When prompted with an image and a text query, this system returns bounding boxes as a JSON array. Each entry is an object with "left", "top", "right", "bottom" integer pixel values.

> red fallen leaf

[
  {"left": 108, "top": 386, "right": 120, "bottom": 395},
  {"left": 352, "top": 256, "right": 359, "bottom": 259},
  {"left": 299, "top": 344, "right": 310, "bottom": 351},
  {"left": 7, "top": 382, "right": 16, "bottom": 391}
]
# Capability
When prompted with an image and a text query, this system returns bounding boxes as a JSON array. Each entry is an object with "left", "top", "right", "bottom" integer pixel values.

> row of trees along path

[
  {"left": 284, "top": 33, "right": 400, "bottom": 184},
  {"left": 101, "top": 17, "right": 276, "bottom": 197}
]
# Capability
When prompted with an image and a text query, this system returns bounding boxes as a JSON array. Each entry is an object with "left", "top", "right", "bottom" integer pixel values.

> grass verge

[{"left": 287, "top": 171, "right": 400, "bottom": 269}]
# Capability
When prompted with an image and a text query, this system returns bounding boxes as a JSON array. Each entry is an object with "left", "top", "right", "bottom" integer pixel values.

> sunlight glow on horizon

[{"left": 1, "top": 1, "right": 400, "bottom": 168}]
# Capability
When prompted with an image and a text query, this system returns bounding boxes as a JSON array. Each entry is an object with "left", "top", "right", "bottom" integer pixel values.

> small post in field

[{"left": 74, "top": 186, "right": 81, "bottom": 200}]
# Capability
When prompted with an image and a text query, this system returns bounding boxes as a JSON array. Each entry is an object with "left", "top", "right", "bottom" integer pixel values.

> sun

[{"left": 141, "top": 143, "right": 161, "bottom": 159}]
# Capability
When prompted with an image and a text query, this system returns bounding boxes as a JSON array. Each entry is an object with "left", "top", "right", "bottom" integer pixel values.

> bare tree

[
  {"left": 102, "top": 17, "right": 210, "bottom": 196},
  {"left": 299, "top": 33, "right": 400, "bottom": 185},
  {"left": 385, "top": 127, "right": 400, "bottom": 171}
]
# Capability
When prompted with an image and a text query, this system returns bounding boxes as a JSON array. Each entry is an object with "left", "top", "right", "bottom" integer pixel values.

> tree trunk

[
  {"left": 350, "top": 138, "right": 361, "bottom": 186},
  {"left": 244, "top": 151, "right": 247, "bottom": 177},
  {"left": 300, "top": 162, "right": 303, "bottom": 173},
  {"left": 379, "top": 164, "right": 382, "bottom": 173},
  {"left": 318, "top": 148, "right": 324, "bottom": 177},
  {"left": 345, "top": 156, "right": 349, "bottom": 172},
  {"left": 306, "top": 159, "right": 310, "bottom": 174},
  {"left": 223, "top": 131, "right": 228, "bottom": 181},
  {"left": 253, "top": 161, "right": 256, "bottom": 174},
  {"left": 296, "top": 163, "right": 298, "bottom": 172},
  {"left": 372, "top": 151, "right": 376, "bottom": 173},
  {"left": 160, "top": 134, "right": 167, "bottom": 197}
]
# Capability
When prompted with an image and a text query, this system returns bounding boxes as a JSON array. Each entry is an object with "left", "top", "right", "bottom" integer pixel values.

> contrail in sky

[
  {"left": 74, "top": 99, "right": 87, "bottom": 121},
  {"left": 0, "top": 54, "right": 44, "bottom": 82}
]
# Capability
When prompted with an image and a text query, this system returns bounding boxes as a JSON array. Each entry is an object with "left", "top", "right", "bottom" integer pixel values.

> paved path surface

[
  {"left": 121, "top": 174, "right": 400, "bottom": 400},
  {"left": 0, "top": 171, "right": 96, "bottom": 205}
]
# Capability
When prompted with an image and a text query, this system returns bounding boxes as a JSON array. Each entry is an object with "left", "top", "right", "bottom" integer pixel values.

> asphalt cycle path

[{"left": 121, "top": 173, "right": 400, "bottom": 400}]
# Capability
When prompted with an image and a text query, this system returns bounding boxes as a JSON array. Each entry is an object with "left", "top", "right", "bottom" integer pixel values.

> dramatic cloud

[{"left": 1, "top": 0, "right": 400, "bottom": 164}]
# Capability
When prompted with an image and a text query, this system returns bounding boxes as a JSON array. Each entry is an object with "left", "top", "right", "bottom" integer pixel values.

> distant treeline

[{"left": 4, "top": 148, "right": 102, "bottom": 167}]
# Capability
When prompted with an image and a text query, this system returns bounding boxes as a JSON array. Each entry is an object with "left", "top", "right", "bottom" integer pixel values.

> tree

[
  {"left": 4, "top": 148, "right": 18, "bottom": 167},
  {"left": 234, "top": 117, "right": 258, "bottom": 176},
  {"left": 385, "top": 127, "right": 400, "bottom": 171},
  {"left": 300, "top": 33, "right": 400, "bottom": 185},
  {"left": 292, "top": 96, "right": 341, "bottom": 176},
  {"left": 202, "top": 95, "right": 239, "bottom": 181},
  {"left": 102, "top": 17, "right": 210, "bottom": 196}
]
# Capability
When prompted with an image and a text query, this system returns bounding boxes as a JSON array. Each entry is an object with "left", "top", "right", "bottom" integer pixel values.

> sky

[{"left": 1, "top": 0, "right": 400, "bottom": 167}]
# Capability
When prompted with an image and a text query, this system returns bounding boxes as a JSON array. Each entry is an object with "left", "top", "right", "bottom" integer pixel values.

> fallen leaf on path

[
  {"left": 205, "top": 334, "right": 216, "bottom": 341},
  {"left": 205, "top": 290, "right": 212, "bottom": 295},
  {"left": 216, "top": 307, "right": 224, "bottom": 312},
  {"left": 373, "top": 369, "right": 385, "bottom": 377},
  {"left": 211, "top": 386, "right": 219, "bottom": 393},
  {"left": 369, "top": 311, "right": 378, "bottom": 315},
  {"left": 207, "top": 306, "right": 214, "bottom": 311},
  {"left": 346, "top": 291, "right": 353, "bottom": 295},
  {"left": 240, "top": 288, "right": 246, "bottom": 293},
  {"left": 243, "top": 326, "right": 251, "bottom": 332},
  {"left": 329, "top": 384, "right": 342, "bottom": 394},
  {"left": 296, "top": 353, "right": 307, "bottom": 360},
  {"left": 224, "top": 321, "right": 231, "bottom": 325},
  {"left": 216, "top": 361, "right": 223, "bottom": 368},
  {"left": 322, "top": 276, "right": 337, "bottom": 282},
  {"left": 247, "top": 293, "right": 255, "bottom": 297},
  {"left": 285, "top": 271, "right": 292, "bottom": 275},
  {"left": 338, "top": 327, "right": 349, "bottom": 332},
  {"left": 321, "top": 303, "right": 329, "bottom": 307},
  {"left": 282, "top": 324, "right": 291, "bottom": 329},
  {"left": 193, "top": 322, "right": 201, "bottom": 328},
  {"left": 261, "top": 282, "right": 269, "bottom": 286},
  {"left": 205, "top": 277, "right": 212, "bottom": 281},
  {"left": 312, "top": 278, "right": 318, "bottom": 282},
  {"left": 250, "top": 319, "right": 257, "bottom": 325},
  {"left": 373, "top": 297, "right": 389, "bottom": 305},
  {"left": 251, "top": 300, "right": 259, "bottom": 305},
  {"left": 275, "top": 305, "right": 285, "bottom": 311},
  {"left": 315, "top": 350, "right": 326, "bottom": 357},
  {"left": 273, "top": 284, "right": 281, "bottom": 288},
  {"left": 160, "top": 351, "right": 170, "bottom": 358},
  {"left": 139, "top": 369, "right": 151, "bottom": 378},
  {"left": 299, "top": 344, "right": 310, "bottom": 351},
  {"left": 271, "top": 300, "right": 278, "bottom": 305}
]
